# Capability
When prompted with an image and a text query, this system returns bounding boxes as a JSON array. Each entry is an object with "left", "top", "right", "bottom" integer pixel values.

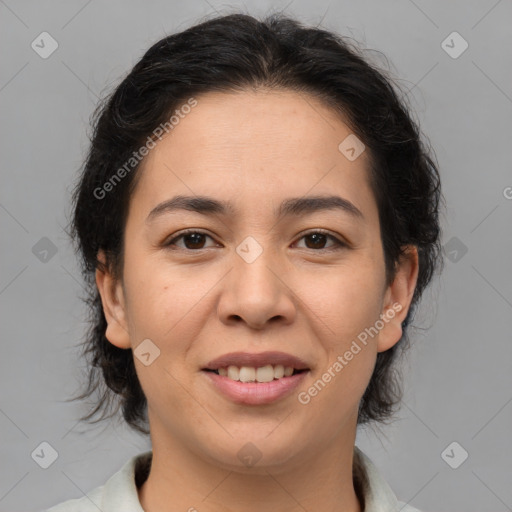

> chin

[{"left": 196, "top": 431, "right": 304, "bottom": 473}]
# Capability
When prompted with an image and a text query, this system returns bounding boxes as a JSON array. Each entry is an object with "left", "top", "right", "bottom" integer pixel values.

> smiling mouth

[{"left": 203, "top": 365, "right": 307, "bottom": 383}]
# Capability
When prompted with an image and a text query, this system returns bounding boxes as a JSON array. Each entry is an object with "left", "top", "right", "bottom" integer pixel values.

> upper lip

[{"left": 203, "top": 351, "right": 310, "bottom": 371}]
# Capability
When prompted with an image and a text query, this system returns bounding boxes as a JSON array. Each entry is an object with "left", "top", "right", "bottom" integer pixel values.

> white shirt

[{"left": 45, "top": 446, "right": 421, "bottom": 512}]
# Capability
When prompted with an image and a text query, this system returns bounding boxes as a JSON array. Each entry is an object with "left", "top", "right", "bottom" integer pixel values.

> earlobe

[
  {"left": 377, "top": 246, "right": 419, "bottom": 353},
  {"left": 95, "top": 252, "right": 131, "bottom": 349}
]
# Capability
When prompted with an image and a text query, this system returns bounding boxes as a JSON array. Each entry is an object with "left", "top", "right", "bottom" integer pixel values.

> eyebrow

[{"left": 146, "top": 194, "right": 364, "bottom": 223}]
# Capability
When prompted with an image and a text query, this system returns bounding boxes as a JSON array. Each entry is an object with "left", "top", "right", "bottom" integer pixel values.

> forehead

[{"left": 130, "top": 89, "right": 377, "bottom": 224}]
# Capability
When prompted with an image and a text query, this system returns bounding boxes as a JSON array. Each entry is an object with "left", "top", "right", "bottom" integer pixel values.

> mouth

[
  {"left": 201, "top": 351, "right": 310, "bottom": 405},
  {"left": 203, "top": 365, "right": 307, "bottom": 382},
  {"left": 202, "top": 350, "right": 310, "bottom": 381}
]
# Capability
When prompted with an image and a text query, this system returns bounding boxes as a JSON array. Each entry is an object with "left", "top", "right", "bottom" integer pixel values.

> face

[{"left": 97, "top": 89, "right": 418, "bottom": 471}]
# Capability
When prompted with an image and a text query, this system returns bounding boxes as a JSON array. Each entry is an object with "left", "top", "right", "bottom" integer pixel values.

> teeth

[
  {"left": 274, "top": 365, "right": 285, "bottom": 379},
  {"left": 217, "top": 364, "right": 297, "bottom": 382},
  {"left": 256, "top": 365, "right": 274, "bottom": 383},
  {"left": 227, "top": 366, "right": 239, "bottom": 380},
  {"left": 239, "top": 366, "right": 256, "bottom": 383}
]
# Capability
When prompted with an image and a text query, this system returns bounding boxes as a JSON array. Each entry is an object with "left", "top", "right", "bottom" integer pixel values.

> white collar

[{"left": 47, "top": 446, "right": 421, "bottom": 512}]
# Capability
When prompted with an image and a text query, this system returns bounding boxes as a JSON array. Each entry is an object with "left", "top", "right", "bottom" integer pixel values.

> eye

[
  {"left": 164, "top": 230, "right": 217, "bottom": 250},
  {"left": 164, "top": 229, "right": 347, "bottom": 252},
  {"left": 294, "top": 230, "right": 346, "bottom": 251}
]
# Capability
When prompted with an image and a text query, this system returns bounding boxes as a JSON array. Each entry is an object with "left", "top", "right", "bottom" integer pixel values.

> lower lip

[{"left": 202, "top": 370, "right": 309, "bottom": 405}]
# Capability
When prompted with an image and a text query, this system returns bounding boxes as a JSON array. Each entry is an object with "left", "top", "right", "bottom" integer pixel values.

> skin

[{"left": 96, "top": 89, "right": 419, "bottom": 512}]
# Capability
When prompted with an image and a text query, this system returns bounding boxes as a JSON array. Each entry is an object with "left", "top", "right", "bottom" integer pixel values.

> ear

[
  {"left": 377, "top": 245, "right": 419, "bottom": 353},
  {"left": 95, "top": 251, "right": 131, "bottom": 349}
]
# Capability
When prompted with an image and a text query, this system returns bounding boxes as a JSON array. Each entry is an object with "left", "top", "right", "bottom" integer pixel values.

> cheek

[
  {"left": 295, "top": 260, "right": 382, "bottom": 404},
  {"left": 123, "top": 250, "right": 194, "bottom": 329},
  {"left": 298, "top": 262, "right": 384, "bottom": 344},
  {"left": 123, "top": 255, "right": 224, "bottom": 395},
  {"left": 123, "top": 261, "right": 209, "bottom": 417}
]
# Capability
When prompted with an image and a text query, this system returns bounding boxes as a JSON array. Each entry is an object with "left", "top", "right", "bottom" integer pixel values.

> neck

[{"left": 138, "top": 421, "right": 362, "bottom": 512}]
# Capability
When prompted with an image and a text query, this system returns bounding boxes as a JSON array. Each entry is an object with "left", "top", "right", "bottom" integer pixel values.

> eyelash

[{"left": 164, "top": 229, "right": 347, "bottom": 252}]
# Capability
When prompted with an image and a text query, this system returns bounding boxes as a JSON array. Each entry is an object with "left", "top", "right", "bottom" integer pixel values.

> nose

[{"left": 217, "top": 246, "right": 297, "bottom": 330}]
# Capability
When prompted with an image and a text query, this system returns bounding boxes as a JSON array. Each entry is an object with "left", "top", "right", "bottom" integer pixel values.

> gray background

[{"left": 1, "top": 1, "right": 511, "bottom": 511}]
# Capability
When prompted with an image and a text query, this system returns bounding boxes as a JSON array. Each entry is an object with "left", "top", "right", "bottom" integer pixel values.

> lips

[
  {"left": 203, "top": 351, "right": 310, "bottom": 372},
  {"left": 201, "top": 351, "right": 311, "bottom": 404}
]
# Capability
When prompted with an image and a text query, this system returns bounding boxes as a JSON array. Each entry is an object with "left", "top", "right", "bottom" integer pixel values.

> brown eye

[
  {"left": 182, "top": 233, "right": 207, "bottom": 249},
  {"left": 304, "top": 233, "right": 328, "bottom": 249},
  {"left": 295, "top": 231, "right": 346, "bottom": 251},
  {"left": 165, "top": 229, "right": 346, "bottom": 252},
  {"left": 165, "top": 230, "right": 216, "bottom": 250}
]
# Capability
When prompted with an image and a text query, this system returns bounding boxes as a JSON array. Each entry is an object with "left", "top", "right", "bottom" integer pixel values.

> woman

[{"left": 47, "top": 12, "right": 443, "bottom": 512}]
